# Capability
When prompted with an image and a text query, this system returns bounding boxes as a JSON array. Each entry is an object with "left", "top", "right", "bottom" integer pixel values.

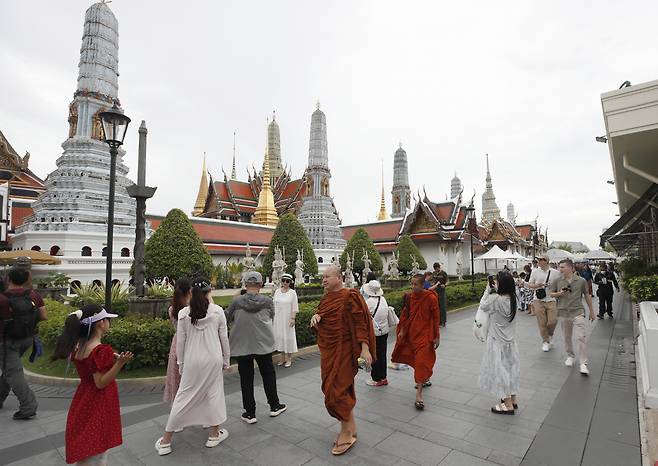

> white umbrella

[
  {"left": 584, "top": 249, "right": 616, "bottom": 261},
  {"left": 546, "top": 248, "right": 574, "bottom": 262}
]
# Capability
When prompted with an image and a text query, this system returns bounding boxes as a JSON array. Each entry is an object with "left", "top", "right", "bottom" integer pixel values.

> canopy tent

[
  {"left": 512, "top": 251, "right": 531, "bottom": 262},
  {"left": 546, "top": 248, "right": 574, "bottom": 262},
  {"left": 0, "top": 250, "right": 62, "bottom": 266},
  {"left": 584, "top": 249, "right": 616, "bottom": 261},
  {"left": 475, "top": 245, "right": 517, "bottom": 261}
]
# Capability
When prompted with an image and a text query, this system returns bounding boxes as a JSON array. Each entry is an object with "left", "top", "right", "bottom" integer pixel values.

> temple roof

[{"left": 0, "top": 130, "right": 45, "bottom": 198}]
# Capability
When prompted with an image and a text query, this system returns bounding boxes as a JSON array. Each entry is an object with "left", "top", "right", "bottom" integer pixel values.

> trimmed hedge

[{"left": 38, "top": 299, "right": 174, "bottom": 370}]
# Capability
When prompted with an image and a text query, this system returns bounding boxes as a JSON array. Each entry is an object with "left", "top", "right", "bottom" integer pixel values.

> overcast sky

[{"left": 2, "top": 1, "right": 657, "bottom": 249}]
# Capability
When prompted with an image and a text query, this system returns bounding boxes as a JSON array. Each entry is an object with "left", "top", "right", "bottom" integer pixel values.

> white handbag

[
  {"left": 473, "top": 305, "right": 489, "bottom": 343},
  {"left": 387, "top": 306, "right": 399, "bottom": 327}
]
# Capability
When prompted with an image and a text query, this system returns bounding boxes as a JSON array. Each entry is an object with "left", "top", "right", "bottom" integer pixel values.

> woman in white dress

[
  {"left": 273, "top": 273, "right": 298, "bottom": 367},
  {"left": 478, "top": 271, "right": 520, "bottom": 415},
  {"left": 155, "top": 277, "right": 230, "bottom": 456}
]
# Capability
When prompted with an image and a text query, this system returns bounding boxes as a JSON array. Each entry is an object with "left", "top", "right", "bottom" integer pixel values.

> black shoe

[
  {"left": 269, "top": 404, "right": 287, "bottom": 417},
  {"left": 13, "top": 411, "right": 36, "bottom": 420},
  {"left": 241, "top": 412, "right": 257, "bottom": 424},
  {"left": 597, "top": 315, "right": 604, "bottom": 320},
  {"left": 607, "top": 313, "right": 613, "bottom": 319}
]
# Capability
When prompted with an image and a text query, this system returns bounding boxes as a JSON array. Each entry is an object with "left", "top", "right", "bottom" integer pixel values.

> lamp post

[
  {"left": 466, "top": 200, "right": 476, "bottom": 294},
  {"left": 100, "top": 103, "right": 131, "bottom": 312}
]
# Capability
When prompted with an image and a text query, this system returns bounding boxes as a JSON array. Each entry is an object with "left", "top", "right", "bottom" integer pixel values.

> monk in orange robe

[
  {"left": 391, "top": 273, "right": 440, "bottom": 410},
  {"left": 311, "top": 265, "right": 376, "bottom": 456}
]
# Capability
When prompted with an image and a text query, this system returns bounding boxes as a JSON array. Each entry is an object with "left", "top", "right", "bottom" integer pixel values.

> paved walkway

[{"left": 0, "top": 293, "right": 640, "bottom": 466}]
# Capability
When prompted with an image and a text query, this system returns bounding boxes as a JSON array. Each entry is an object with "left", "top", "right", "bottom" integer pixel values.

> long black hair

[
  {"left": 52, "top": 303, "right": 103, "bottom": 360},
  {"left": 495, "top": 271, "right": 517, "bottom": 322},
  {"left": 171, "top": 277, "right": 192, "bottom": 320},
  {"left": 189, "top": 276, "right": 211, "bottom": 325}
]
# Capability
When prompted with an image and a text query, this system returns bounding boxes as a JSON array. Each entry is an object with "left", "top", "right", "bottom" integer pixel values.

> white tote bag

[{"left": 473, "top": 305, "right": 489, "bottom": 343}]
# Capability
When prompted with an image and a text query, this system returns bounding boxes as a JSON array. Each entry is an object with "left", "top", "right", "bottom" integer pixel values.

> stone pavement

[{"left": 0, "top": 293, "right": 640, "bottom": 466}]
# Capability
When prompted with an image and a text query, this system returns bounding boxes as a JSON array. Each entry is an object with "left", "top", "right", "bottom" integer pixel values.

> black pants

[
  {"left": 371, "top": 334, "right": 389, "bottom": 381},
  {"left": 598, "top": 293, "right": 613, "bottom": 316},
  {"left": 236, "top": 353, "right": 280, "bottom": 415}
]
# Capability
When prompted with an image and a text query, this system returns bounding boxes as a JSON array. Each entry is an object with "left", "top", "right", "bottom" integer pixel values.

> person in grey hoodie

[{"left": 225, "top": 271, "right": 287, "bottom": 424}]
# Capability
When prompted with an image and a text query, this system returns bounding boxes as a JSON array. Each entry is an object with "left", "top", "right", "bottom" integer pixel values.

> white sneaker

[
  {"left": 565, "top": 357, "right": 575, "bottom": 367},
  {"left": 542, "top": 342, "right": 550, "bottom": 352},
  {"left": 579, "top": 363, "right": 589, "bottom": 375},
  {"left": 205, "top": 429, "right": 229, "bottom": 448},
  {"left": 155, "top": 437, "right": 172, "bottom": 456}
]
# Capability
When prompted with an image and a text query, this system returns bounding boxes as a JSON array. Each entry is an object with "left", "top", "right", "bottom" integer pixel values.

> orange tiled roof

[
  {"left": 147, "top": 215, "right": 274, "bottom": 246},
  {"left": 342, "top": 219, "right": 403, "bottom": 242},
  {"left": 11, "top": 205, "right": 33, "bottom": 230}
]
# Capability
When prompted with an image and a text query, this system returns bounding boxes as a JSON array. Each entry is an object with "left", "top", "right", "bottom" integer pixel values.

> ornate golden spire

[
  {"left": 377, "top": 160, "right": 388, "bottom": 220},
  {"left": 253, "top": 149, "right": 279, "bottom": 226},
  {"left": 192, "top": 153, "right": 208, "bottom": 216}
]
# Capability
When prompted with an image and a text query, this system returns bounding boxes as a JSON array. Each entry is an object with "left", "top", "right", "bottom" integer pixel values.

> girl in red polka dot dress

[{"left": 52, "top": 304, "right": 133, "bottom": 465}]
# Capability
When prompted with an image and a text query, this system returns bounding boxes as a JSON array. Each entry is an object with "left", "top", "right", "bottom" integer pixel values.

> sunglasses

[{"left": 281, "top": 279, "right": 291, "bottom": 283}]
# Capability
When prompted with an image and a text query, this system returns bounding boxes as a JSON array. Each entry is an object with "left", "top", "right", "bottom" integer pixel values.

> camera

[{"left": 561, "top": 286, "right": 572, "bottom": 293}]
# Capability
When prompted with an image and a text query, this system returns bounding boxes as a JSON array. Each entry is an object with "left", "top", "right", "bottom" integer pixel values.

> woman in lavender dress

[{"left": 163, "top": 278, "right": 192, "bottom": 403}]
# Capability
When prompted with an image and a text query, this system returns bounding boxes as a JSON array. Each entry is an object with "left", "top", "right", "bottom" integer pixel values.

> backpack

[{"left": 3, "top": 290, "right": 38, "bottom": 340}]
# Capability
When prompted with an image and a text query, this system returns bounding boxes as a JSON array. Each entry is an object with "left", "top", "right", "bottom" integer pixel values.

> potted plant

[
  {"left": 127, "top": 281, "right": 173, "bottom": 319},
  {"left": 33, "top": 272, "right": 71, "bottom": 301}
]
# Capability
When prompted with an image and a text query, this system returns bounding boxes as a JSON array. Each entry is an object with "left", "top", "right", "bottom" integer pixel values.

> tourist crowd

[{"left": 0, "top": 256, "right": 619, "bottom": 464}]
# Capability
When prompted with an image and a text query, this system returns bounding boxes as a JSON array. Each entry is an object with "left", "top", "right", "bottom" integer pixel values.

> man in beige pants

[
  {"left": 550, "top": 259, "right": 596, "bottom": 375},
  {"left": 526, "top": 255, "right": 561, "bottom": 352}
]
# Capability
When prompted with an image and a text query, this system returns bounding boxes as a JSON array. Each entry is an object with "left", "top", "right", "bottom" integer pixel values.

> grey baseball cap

[{"left": 243, "top": 271, "right": 263, "bottom": 285}]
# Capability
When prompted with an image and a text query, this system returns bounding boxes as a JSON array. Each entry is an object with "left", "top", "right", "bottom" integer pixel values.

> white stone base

[
  {"left": 638, "top": 301, "right": 658, "bottom": 408},
  {"left": 314, "top": 248, "right": 344, "bottom": 273},
  {"left": 11, "top": 229, "right": 135, "bottom": 286}
]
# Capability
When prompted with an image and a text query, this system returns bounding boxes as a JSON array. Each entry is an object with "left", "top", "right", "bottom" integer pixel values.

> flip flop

[{"left": 331, "top": 436, "right": 357, "bottom": 455}]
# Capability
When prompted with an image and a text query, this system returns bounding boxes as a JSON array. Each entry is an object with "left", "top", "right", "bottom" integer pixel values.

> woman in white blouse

[{"left": 273, "top": 273, "right": 298, "bottom": 367}]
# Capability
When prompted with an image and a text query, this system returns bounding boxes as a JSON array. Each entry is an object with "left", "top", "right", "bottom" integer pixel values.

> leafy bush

[
  {"left": 70, "top": 282, "right": 132, "bottom": 314},
  {"left": 262, "top": 213, "right": 317, "bottom": 278},
  {"left": 295, "top": 301, "right": 320, "bottom": 347},
  {"left": 626, "top": 275, "right": 658, "bottom": 302},
  {"left": 340, "top": 228, "right": 383, "bottom": 282},
  {"left": 34, "top": 272, "right": 71, "bottom": 289},
  {"left": 37, "top": 299, "right": 174, "bottom": 370},
  {"left": 396, "top": 235, "right": 427, "bottom": 274},
  {"left": 146, "top": 281, "right": 173, "bottom": 299},
  {"left": 145, "top": 208, "right": 213, "bottom": 282}
]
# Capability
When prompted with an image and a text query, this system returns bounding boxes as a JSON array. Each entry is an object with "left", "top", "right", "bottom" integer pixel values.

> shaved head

[
  {"left": 322, "top": 264, "right": 344, "bottom": 292},
  {"left": 325, "top": 265, "right": 342, "bottom": 278}
]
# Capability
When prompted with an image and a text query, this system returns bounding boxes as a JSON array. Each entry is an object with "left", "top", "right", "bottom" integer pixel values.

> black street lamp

[
  {"left": 465, "top": 200, "right": 476, "bottom": 294},
  {"left": 100, "top": 103, "right": 131, "bottom": 312}
]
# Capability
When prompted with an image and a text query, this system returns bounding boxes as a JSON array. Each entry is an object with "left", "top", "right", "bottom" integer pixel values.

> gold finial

[
  {"left": 192, "top": 153, "right": 209, "bottom": 217},
  {"left": 253, "top": 147, "right": 279, "bottom": 226},
  {"left": 377, "top": 158, "right": 388, "bottom": 221}
]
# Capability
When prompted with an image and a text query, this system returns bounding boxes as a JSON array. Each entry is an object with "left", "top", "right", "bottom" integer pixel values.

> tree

[
  {"left": 395, "top": 235, "right": 427, "bottom": 274},
  {"left": 262, "top": 213, "right": 317, "bottom": 278},
  {"left": 340, "top": 228, "right": 383, "bottom": 282},
  {"left": 554, "top": 243, "right": 573, "bottom": 253},
  {"left": 144, "top": 208, "right": 213, "bottom": 282}
]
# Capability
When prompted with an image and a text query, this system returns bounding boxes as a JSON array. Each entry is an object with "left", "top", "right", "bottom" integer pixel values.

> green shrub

[
  {"left": 626, "top": 275, "right": 658, "bottom": 302},
  {"left": 146, "top": 281, "right": 173, "bottom": 299},
  {"left": 340, "top": 228, "right": 383, "bottom": 282},
  {"left": 145, "top": 208, "right": 213, "bottom": 282},
  {"left": 396, "top": 235, "right": 427, "bottom": 274},
  {"left": 295, "top": 301, "right": 320, "bottom": 347},
  {"left": 262, "top": 213, "right": 317, "bottom": 278},
  {"left": 34, "top": 272, "right": 71, "bottom": 289},
  {"left": 37, "top": 299, "right": 174, "bottom": 370}
]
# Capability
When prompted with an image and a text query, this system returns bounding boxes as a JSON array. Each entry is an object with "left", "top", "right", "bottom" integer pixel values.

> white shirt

[
  {"left": 528, "top": 267, "right": 562, "bottom": 302},
  {"left": 366, "top": 296, "right": 390, "bottom": 336}
]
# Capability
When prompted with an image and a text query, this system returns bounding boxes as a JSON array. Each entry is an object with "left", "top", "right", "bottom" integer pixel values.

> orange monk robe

[
  {"left": 314, "top": 288, "right": 376, "bottom": 422},
  {"left": 391, "top": 290, "right": 440, "bottom": 384}
]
